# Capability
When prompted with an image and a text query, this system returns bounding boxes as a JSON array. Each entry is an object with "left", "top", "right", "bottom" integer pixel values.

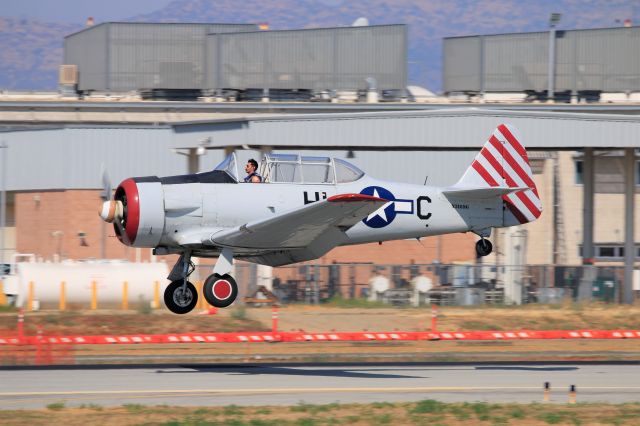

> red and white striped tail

[{"left": 456, "top": 124, "right": 542, "bottom": 226}]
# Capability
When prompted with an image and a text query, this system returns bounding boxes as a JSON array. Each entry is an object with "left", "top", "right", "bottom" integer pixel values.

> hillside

[{"left": 0, "top": 0, "right": 635, "bottom": 92}]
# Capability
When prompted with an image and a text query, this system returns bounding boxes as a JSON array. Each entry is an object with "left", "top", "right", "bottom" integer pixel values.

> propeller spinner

[
  {"left": 99, "top": 199, "right": 122, "bottom": 223},
  {"left": 98, "top": 167, "right": 134, "bottom": 246}
]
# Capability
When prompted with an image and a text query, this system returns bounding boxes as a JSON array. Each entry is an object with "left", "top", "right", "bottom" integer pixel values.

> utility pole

[
  {"left": 0, "top": 141, "right": 7, "bottom": 264},
  {"left": 623, "top": 148, "right": 635, "bottom": 304},
  {"left": 547, "top": 13, "right": 562, "bottom": 102}
]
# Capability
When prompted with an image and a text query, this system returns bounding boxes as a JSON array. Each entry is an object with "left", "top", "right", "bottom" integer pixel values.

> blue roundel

[{"left": 360, "top": 186, "right": 396, "bottom": 228}]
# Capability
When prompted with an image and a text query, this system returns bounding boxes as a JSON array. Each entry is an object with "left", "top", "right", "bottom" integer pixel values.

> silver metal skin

[{"left": 100, "top": 124, "right": 541, "bottom": 310}]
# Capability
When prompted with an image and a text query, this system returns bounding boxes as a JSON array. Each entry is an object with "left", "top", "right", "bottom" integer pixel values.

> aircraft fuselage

[{"left": 159, "top": 176, "right": 501, "bottom": 252}]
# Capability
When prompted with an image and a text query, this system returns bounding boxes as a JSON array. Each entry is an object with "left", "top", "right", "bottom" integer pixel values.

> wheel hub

[
  {"left": 212, "top": 280, "right": 232, "bottom": 300},
  {"left": 173, "top": 287, "right": 193, "bottom": 307}
]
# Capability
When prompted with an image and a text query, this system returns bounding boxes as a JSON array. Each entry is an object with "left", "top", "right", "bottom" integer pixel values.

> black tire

[
  {"left": 475, "top": 239, "right": 493, "bottom": 257},
  {"left": 164, "top": 280, "right": 198, "bottom": 314},
  {"left": 203, "top": 273, "right": 239, "bottom": 308}
]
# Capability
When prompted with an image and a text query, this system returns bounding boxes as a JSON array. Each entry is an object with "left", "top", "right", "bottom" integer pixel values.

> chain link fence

[{"left": 195, "top": 262, "right": 636, "bottom": 306}]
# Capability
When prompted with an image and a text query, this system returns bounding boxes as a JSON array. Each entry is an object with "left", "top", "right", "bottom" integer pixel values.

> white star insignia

[{"left": 366, "top": 188, "right": 393, "bottom": 222}]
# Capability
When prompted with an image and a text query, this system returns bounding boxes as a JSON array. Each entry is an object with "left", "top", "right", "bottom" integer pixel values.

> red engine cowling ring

[{"left": 114, "top": 178, "right": 140, "bottom": 245}]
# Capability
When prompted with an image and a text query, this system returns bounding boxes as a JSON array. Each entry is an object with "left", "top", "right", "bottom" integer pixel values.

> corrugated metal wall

[
  {"left": 64, "top": 24, "right": 109, "bottom": 91},
  {"left": 442, "top": 36, "right": 481, "bottom": 92},
  {"left": 64, "top": 23, "right": 257, "bottom": 92},
  {"left": 207, "top": 25, "right": 407, "bottom": 91},
  {"left": 243, "top": 112, "right": 640, "bottom": 150},
  {"left": 483, "top": 32, "right": 548, "bottom": 92},
  {"left": 172, "top": 109, "right": 640, "bottom": 157},
  {"left": 6, "top": 110, "right": 639, "bottom": 191},
  {"left": 1, "top": 127, "right": 226, "bottom": 190},
  {"left": 557, "top": 28, "right": 640, "bottom": 92},
  {"left": 2, "top": 124, "right": 473, "bottom": 191},
  {"left": 444, "top": 27, "right": 640, "bottom": 93}
]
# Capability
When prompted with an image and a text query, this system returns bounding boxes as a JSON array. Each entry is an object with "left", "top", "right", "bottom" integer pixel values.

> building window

[
  {"left": 578, "top": 244, "right": 640, "bottom": 260},
  {"left": 597, "top": 246, "right": 616, "bottom": 258},
  {"left": 575, "top": 160, "right": 583, "bottom": 185}
]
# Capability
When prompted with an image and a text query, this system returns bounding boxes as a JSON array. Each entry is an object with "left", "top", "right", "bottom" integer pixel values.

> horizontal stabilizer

[{"left": 442, "top": 186, "right": 529, "bottom": 200}]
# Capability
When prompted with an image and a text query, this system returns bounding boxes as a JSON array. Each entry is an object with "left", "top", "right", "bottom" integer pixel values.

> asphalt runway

[{"left": 1, "top": 363, "right": 639, "bottom": 409}]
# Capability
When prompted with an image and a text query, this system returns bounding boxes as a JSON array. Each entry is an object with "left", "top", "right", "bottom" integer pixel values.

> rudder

[{"left": 455, "top": 124, "right": 542, "bottom": 226}]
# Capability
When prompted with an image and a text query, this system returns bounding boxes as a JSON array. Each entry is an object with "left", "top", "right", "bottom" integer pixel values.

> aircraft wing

[{"left": 205, "top": 193, "right": 387, "bottom": 250}]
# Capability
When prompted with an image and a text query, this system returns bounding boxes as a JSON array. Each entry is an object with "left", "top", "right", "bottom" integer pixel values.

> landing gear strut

[
  {"left": 164, "top": 248, "right": 239, "bottom": 314},
  {"left": 164, "top": 251, "right": 199, "bottom": 315},
  {"left": 475, "top": 238, "right": 493, "bottom": 257}
]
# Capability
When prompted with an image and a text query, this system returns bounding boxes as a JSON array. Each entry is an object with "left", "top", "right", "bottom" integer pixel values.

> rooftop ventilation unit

[{"left": 59, "top": 65, "right": 78, "bottom": 85}]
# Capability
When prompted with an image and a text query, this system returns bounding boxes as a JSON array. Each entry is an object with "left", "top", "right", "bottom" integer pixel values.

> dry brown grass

[
  {"left": 0, "top": 307, "right": 268, "bottom": 336},
  {"left": 2, "top": 304, "right": 640, "bottom": 365},
  {"left": 2, "top": 303, "right": 640, "bottom": 337}
]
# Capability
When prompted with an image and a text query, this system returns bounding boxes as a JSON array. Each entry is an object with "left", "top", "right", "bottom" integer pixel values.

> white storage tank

[
  {"left": 368, "top": 275, "right": 391, "bottom": 302},
  {"left": 410, "top": 276, "right": 433, "bottom": 307},
  {"left": 6, "top": 260, "right": 169, "bottom": 309}
]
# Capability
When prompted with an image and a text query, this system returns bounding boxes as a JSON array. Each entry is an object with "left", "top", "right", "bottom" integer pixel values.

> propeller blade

[{"left": 100, "top": 164, "right": 112, "bottom": 201}]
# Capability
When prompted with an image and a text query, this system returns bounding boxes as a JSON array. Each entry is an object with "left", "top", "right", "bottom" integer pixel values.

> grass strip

[{"left": 2, "top": 400, "right": 639, "bottom": 425}]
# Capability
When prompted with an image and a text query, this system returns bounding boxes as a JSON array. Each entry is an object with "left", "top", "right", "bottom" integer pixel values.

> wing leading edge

[{"left": 205, "top": 193, "right": 387, "bottom": 250}]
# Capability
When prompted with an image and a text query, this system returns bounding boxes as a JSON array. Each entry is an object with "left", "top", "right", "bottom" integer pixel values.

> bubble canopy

[{"left": 214, "top": 153, "right": 365, "bottom": 184}]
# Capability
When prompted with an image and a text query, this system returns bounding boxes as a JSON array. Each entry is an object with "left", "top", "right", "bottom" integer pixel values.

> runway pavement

[{"left": 0, "top": 363, "right": 639, "bottom": 409}]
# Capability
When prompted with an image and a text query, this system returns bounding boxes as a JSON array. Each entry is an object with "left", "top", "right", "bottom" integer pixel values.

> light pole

[
  {"left": 0, "top": 141, "right": 6, "bottom": 264},
  {"left": 547, "top": 13, "right": 562, "bottom": 102},
  {"left": 172, "top": 138, "right": 210, "bottom": 174}
]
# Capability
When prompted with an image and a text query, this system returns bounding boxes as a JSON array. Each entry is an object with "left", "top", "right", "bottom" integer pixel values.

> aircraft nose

[{"left": 99, "top": 200, "right": 116, "bottom": 223}]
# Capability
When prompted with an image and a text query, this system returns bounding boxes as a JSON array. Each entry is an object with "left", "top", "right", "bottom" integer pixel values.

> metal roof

[
  {"left": 443, "top": 25, "right": 640, "bottom": 40},
  {"left": 0, "top": 126, "right": 473, "bottom": 190},
  {"left": 4, "top": 100, "right": 640, "bottom": 114},
  {"left": 171, "top": 108, "right": 640, "bottom": 150},
  {"left": 64, "top": 21, "right": 258, "bottom": 39},
  {"left": 2, "top": 107, "right": 638, "bottom": 191},
  {"left": 206, "top": 23, "right": 405, "bottom": 36}
]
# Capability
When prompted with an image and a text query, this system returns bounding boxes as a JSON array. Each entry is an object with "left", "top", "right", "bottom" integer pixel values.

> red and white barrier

[{"left": 1, "top": 329, "right": 639, "bottom": 345}]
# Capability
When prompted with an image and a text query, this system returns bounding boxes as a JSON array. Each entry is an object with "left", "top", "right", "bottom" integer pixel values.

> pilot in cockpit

[{"left": 244, "top": 159, "right": 263, "bottom": 183}]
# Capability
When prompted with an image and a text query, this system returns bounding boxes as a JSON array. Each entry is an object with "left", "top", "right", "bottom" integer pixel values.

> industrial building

[
  {"left": 0, "top": 107, "right": 637, "bottom": 265},
  {"left": 444, "top": 26, "right": 640, "bottom": 101},
  {"left": 0, "top": 104, "right": 638, "bottom": 303},
  {"left": 64, "top": 23, "right": 258, "bottom": 93},
  {"left": 63, "top": 22, "right": 407, "bottom": 100},
  {"left": 1, "top": 22, "right": 639, "bottom": 305},
  {"left": 0, "top": 123, "right": 477, "bottom": 265}
]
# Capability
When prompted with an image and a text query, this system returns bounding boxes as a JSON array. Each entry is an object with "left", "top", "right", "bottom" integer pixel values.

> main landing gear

[
  {"left": 203, "top": 273, "right": 238, "bottom": 308},
  {"left": 474, "top": 228, "right": 493, "bottom": 257},
  {"left": 163, "top": 248, "right": 238, "bottom": 314},
  {"left": 164, "top": 280, "right": 198, "bottom": 315}
]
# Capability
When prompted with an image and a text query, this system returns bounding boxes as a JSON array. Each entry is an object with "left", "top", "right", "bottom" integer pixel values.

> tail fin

[{"left": 455, "top": 124, "right": 542, "bottom": 225}]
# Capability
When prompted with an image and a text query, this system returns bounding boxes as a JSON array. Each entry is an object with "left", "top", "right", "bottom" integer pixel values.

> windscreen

[
  {"left": 334, "top": 158, "right": 364, "bottom": 183},
  {"left": 213, "top": 153, "right": 239, "bottom": 182}
]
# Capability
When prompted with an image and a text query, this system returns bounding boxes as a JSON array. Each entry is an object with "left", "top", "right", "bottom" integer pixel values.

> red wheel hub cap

[{"left": 212, "top": 280, "right": 232, "bottom": 300}]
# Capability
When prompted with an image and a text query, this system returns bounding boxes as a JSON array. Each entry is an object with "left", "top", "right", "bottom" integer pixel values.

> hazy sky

[{"left": 2, "top": 0, "right": 173, "bottom": 23}]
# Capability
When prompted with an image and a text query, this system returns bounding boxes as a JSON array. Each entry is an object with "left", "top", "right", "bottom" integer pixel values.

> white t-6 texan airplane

[{"left": 99, "top": 124, "right": 541, "bottom": 314}]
